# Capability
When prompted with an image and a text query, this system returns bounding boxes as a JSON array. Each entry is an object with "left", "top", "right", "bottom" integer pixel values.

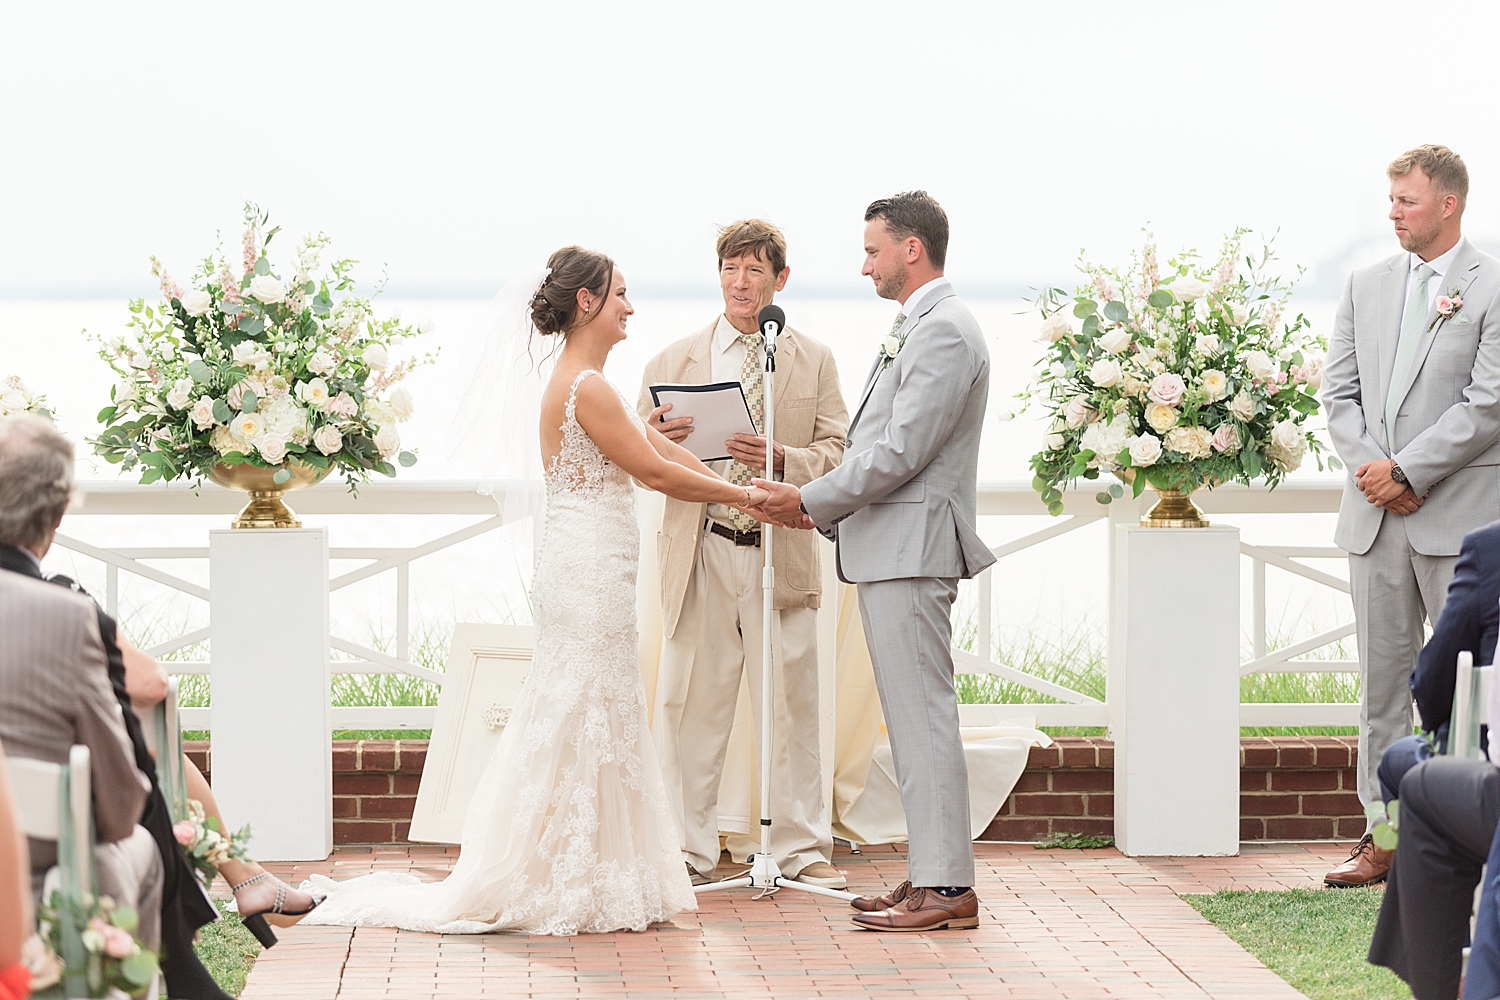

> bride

[{"left": 300, "top": 247, "right": 771, "bottom": 935}]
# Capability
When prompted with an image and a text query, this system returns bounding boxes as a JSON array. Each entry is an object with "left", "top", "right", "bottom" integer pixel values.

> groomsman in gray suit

[
  {"left": 752, "top": 191, "right": 995, "bottom": 931},
  {"left": 1323, "top": 145, "right": 1500, "bottom": 888}
]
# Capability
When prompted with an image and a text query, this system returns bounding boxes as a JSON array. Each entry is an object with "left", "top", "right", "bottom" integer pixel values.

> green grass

[
  {"left": 1185, "top": 889, "right": 1410, "bottom": 1000},
  {"left": 195, "top": 899, "right": 263, "bottom": 996}
]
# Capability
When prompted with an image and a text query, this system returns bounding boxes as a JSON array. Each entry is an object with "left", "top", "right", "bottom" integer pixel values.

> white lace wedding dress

[{"left": 301, "top": 370, "right": 695, "bottom": 935}]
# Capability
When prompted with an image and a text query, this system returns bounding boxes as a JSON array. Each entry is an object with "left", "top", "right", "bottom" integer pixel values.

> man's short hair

[
  {"left": 865, "top": 190, "right": 949, "bottom": 269},
  {"left": 1389, "top": 145, "right": 1470, "bottom": 209},
  {"left": 716, "top": 219, "right": 787, "bottom": 275},
  {"left": 0, "top": 413, "right": 74, "bottom": 551}
]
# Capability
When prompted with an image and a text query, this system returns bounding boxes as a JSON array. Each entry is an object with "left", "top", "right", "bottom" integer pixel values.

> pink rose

[
  {"left": 327, "top": 392, "right": 359, "bottom": 419},
  {"left": 173, "top": 820, "right": 195, "bottom": 846},
  {"left": 102, "top": 925, "right": 136, "bottom": 959},
  {"left": 1436, "top": 295, "right": 1454, "bottom": 315},
  {"left": 1211, "top": 423, "right": 1240, "bottom": 453},
  {"left": 1147, "top": 373, "right": 1186, "bottom": 406}
]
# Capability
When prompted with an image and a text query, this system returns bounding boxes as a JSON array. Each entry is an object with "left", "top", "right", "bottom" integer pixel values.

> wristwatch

[{"left": 1390, "top": 462, "right": 1408, "bottom": 485}]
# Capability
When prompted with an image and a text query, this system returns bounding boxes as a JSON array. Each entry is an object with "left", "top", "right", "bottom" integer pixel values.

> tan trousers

[{"left": 654, "top": 528, "right": 831, "bottom": 877}]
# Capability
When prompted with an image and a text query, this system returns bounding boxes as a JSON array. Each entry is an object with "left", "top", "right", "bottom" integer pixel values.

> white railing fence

[{"left": 58, "top": 478, "right": 1355, "bottom": 733}]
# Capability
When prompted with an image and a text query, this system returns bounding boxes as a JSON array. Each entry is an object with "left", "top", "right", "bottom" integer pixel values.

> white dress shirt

[
  {"left": 1404, "top": 237, "right": 1465, "bottom": 317},
  {"left": 899, "top": 276, "right": 951, "bottom": 320}
]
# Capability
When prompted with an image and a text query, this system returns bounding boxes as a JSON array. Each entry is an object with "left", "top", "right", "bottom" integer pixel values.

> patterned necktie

[
  {"left": 725, "top": 332, "right": 764, "bottom": 532},
  {"left": 1385, "top": 263, "right": 1436, "bottom": 450}
]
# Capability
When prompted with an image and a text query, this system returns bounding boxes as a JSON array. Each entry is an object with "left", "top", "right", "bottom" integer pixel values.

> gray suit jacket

[
  {"left": 0, "top": 570, "right": 149, "bottom": 876},
  {"left": 1325, "top": 240, "right": 1500, "bottom": 556},
  {"left": 801, "top": 282, "right": 996, "bottom": 583}
]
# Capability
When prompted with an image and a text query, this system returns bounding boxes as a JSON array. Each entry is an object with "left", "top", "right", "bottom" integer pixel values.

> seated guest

[
  {"left": 0, "top": 560, "right": 161, "bottom": 951},
  {"left": 1461, "top": 814, "right": 1500, "bottom": 1000},
  {"left": 1369, "top": 755, "right": 1500, "bottom": 998},
  {"left": 1327, "top": 518, "right": 1500, "bottom": 888},
  {"left": 0, "top": 743, "right": 33, "bottom": 1000}
]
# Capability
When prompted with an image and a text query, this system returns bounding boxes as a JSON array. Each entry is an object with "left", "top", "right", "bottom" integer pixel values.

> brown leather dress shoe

[
  {"left": 851, "top": 879, "right": 911, "bottom": 912},
  {"left": 1324, "top": 834, "right": 1393, "bottom": 888},
  {"left": 851, "top": 886, "right": 979, "bottom": 931}
]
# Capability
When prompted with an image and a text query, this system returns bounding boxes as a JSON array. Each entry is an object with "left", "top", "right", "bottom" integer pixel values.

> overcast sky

[{"left": 5, "top": 0, "right": 1500, "bottom": 300}]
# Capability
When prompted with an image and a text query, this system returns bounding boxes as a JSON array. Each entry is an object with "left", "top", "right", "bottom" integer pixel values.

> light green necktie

[{"left": 1385, "top": 262, "right": 1436, "bottom": 451}]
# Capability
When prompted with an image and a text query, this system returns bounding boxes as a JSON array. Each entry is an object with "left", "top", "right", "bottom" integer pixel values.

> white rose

[
  {"left": 1064, "top": 395, "right": 1097, "bottom": 429},
  {"left": 1121, "top": 374, "right": 1150, "bottom": 399},
  {"left": 1299, "top": 352, "right": 1324, "bottom": 390},
  {"left": 1227, "top": 390, "right": 1256, "bottom": 422},
  {"left": 1080, "top": 418, "right": 1130, "bottom": 471},
  {"left": 388, "top": 386, "right": 415, "bottom": 420},
  {"left": 166, "top": 378, "right": 194, "bottom": 410},
  {"left": 1042, "top": 430, "right": 1066, "bottom": 451},
  {"left": 1230, "top": 303, "right": 1248, "bottom": 326},
  {"left": 1039, "top": 313, "right": 1073, "bottom": 343},
  {"left": 190, "top": 395, "right": 217, "bottom": 430},
  {"left": 1048, "top": 361, "right": 1067, "bottom": 379},
  {"left": 1266, "top": 420, "right": 1307, "bottom": 472},
  {"left": 1195, "top": 334, "right": 1220, "bottom": 356},
  {"left": 180, "top": 289, "right": 213, "bottom": 317},
  {"left": 307, "top": 349, "right": 338, "bottom": 375},
  {"left": 248, "top": 274, "right": 285, "bottom": 304},
  {"left": 1270, "top": 419, "right": 1302, "bottom": 453},
  {"left": 1199, "top": 369, "right": 1229, "bottom": 402},
  {"left": 1, "top": 389, "right": 27, "bottom": 411},
  {"left": 230, "top": 411, "right": 264, "bottom": 443},
  {"left": 1145, "top": 402, "right": 1179, "bottom": 433},
  {"left": 296, "top": 377, "right": 331, "bottom": 410},
  {"left": 1098, "top": 326, "right": 1132, "bottom": 354},
  {"left": 1088, "top": 358, "right": 1122, "bottom": 388},
  {"left": 1245, "top": 349, "right": 1277, "bottom": 381},
  {"left": 418, "top": 319, "right": 435, "bottom": 335},
  {"left": 1171, "top": 276, "right": 1211, "bottom": 302},
  {"left": 1128, "top": 433, "right": 1163, "bottom": 467},
  {"left": 231, "top": 341, "right": 271, "bottom": 371},
  {"left": 313, "top": 424, "right": 343, "bottom": 456},
  {"left": 256, "top": 435, "right": 288, "bottom": 464},
  {"left": 374, "top": 424, "right": 401, "bottom": 459},
  {"left": 881, "top": 334, "right": 902, "bottom": 358},
  {"left": 129, "top": 352, "right": 150, "bottom": 370},
  {"left": 363, "top": 399, "right": 396, "bottom": 426},
  {"left": 363, "top": 344, "right": 390, "bottom": 372}
]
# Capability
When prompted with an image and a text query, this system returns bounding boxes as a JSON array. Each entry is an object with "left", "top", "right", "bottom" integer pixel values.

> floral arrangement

[
  {"left": 26, "top": 891, "right": 158, "bottom": 998},
  {"left": 1022, "top": 229, "right": 1335, "bottom": 515},
  {"left": 0, "top": 375, "right": 52, "bottom": 420},
  {"left": 173, "top": 799, "right": 251, "bottom": 891},
  {"left": 91, "top": 203, "right": 432, "bottom": 488}
]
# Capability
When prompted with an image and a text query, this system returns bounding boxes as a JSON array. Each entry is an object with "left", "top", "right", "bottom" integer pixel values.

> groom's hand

[{"left": 751, "top": 478, "right": 805, "bottom": 523}]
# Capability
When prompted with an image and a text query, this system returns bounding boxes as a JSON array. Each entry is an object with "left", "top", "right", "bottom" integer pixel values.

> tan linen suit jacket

[
  {"left": 637, "top": 320, "right": 848, "bottom": 638},
  {"left": 0, "top": 570, "right": 149, "bottom": 874}
]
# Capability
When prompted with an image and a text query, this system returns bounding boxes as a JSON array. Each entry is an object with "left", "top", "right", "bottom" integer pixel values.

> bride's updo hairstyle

[{"left": 530, "top": 246, "right": 616, "bottom": 338}]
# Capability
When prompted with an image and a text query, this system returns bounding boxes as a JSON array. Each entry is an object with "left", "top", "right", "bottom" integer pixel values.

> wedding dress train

[{"left": 301, "top": 370, "right": 695, "bottom": 935}]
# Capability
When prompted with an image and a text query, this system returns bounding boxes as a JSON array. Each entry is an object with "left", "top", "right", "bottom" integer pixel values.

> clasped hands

[{"left": 1355, "top": 458, "right": 1423, "bottom": 515}]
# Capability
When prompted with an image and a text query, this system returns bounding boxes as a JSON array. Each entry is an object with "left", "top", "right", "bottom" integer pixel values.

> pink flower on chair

[{"left": 173, "top": 820, "right": 195, "bottom": 846}]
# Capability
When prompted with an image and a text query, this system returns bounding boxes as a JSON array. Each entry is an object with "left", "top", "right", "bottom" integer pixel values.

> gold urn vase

[
  {"left": 1140, "top": 488, "right": 1209, "bottom": 529},
  {"left": 207, "top": 460, "right": 332, "bottom": 529}
]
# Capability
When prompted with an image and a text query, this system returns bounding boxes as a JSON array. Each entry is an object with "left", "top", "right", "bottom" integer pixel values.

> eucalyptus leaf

[
  {"left": 1072, "top": 299, "right": 1098, "bottom": 319},
  {"left": 187, "top": 360, "right": 213, "bottom": 384},
  {"left": 239, "top": 316, "right": 265, "bottom": 337},
  {"left": 376, "top": 461, "right": 397, "bottom": 477},
  {"left": 1364, "top": 801, "right": 1388, "bottom": 822},
  {"left": 1148, "top": 289, "right": 1175, "bottom": 309},
  {"left": 1102, "top": 300, "right": 1128, "bottom": 323},
  {"left": 398, "top": 450, "right": 417, "bottom": 467},
  {"left": 220, "top": 302, "right": 243, "bottom": 317},
  {"left": 1109, "top": 483, "right": 1124, "bottom": 498},
  {"left": 212, "top": 400, "right": 233, "bottom": 424},
  {"left": 1046, "top": 500, "right": 1064, "bottom": 516},
  {"left": 1372, "top": 824, "right": 1398, "bottom": 850},
  {"left": 1081, "top": 314, "right": 1100, "bottom": 337},
  {"left": 254, "top": 256, "right": 271, "bottom": 276},
  {"left": 120, "top": 950, "right": 158, "bottom": 987},
  {"left": 240, "top": 389, "right": 258, "bottom": 414},
  {"left": 1388, "top": 799, "right": 1400, "bottom": 827},
  {"left": 1095, "top": 491, "right": 1112, "bottom": 505},
  {"left": 272, "top": 468, "right": 292, "bottom": 485}
]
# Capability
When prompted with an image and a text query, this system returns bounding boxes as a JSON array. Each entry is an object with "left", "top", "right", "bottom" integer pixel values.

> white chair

[
  {"left": 137, "top": 677, "right": 188, "bottom": 821},
  {"left": 1452, "top": 650, "right": 1494, "bottom": 761}
]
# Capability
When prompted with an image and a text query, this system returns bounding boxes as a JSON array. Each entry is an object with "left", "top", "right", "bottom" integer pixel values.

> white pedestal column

[
  {"left": 1110, "top": 524, "right": 1240, "bottom": 856},
  {"left": 210, "top": 529, "right": 331, "bottom": 861}
]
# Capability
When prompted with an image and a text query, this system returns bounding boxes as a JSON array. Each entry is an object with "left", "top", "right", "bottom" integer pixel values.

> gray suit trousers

[
  {"left": 856, "top": 577, "right": 974, "bottom": 887},
  {"left": 1349, "top": 513, "right": 1458, "bottom": 809}
]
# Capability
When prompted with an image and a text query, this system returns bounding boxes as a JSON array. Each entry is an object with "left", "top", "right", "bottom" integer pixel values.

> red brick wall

[{"left": 189, "top": 735, "right": 1366, "bottom": 846}]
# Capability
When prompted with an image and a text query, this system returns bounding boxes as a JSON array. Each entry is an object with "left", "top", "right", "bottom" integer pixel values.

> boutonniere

[
  {"left": 879, "top": 331, "right": 907, "bottom": 369},
  {"left": 1430, "top": 286, "right": 1465, "bottom": 330}
]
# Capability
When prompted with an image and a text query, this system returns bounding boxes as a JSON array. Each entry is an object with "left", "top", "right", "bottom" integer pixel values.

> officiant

[{"left": 636, "top": 219, "right": 849, "bottom": 889}]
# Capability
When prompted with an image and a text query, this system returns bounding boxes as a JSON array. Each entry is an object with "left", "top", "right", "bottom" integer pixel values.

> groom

[{"left": 752, "top": 190, "right": 995, "bottom": 931}]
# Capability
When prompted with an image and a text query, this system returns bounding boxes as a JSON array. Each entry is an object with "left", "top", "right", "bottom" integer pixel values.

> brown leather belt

[{"left": 707, "top": 519, "right": 761, "bottom": 547}]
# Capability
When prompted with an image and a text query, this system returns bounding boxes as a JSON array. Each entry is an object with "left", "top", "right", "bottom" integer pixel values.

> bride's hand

[{"left": 737, "top": 486, "right": 771, "bottom": 509}]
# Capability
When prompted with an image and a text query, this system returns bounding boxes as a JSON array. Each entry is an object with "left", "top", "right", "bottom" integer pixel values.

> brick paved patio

[{"left": 237, "top": 841, "right": 1356, "bottom": 999}]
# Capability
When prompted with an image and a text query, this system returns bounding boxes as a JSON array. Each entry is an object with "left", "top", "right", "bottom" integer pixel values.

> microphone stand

[{"left": 692, "top": 325, "right": 858, "bottom": 904}]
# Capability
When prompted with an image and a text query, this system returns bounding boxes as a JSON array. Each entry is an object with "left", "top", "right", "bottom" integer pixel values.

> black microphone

[{"left": 758, "top": 304, "right": 785, "bottom": 355}]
